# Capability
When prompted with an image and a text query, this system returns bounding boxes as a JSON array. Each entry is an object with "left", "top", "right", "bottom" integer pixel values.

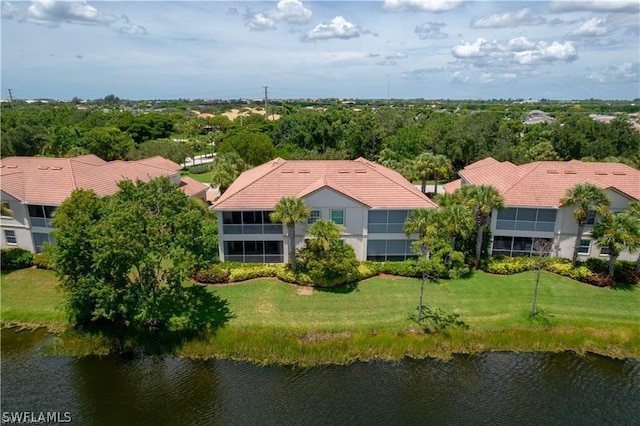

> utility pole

[
  {"left": 8, "top": 89, "right": 15, "bottom": 108},
  {"left": 264, "top": 85, "right": 268, "bottom": 120}
]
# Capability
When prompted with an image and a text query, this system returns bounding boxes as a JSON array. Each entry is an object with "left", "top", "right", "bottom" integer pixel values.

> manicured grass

[
  {"left": 3, "top": 268, "right": 639, "bottom": 363},
  {"left": 180, "top": 170, "right": 212, "bottom": 184},
  {"left": 209, "top": 271, "right": 640, "bottom": 332},
  {"left": 1, "top": 269, "right": 66, "bottom": 327}
]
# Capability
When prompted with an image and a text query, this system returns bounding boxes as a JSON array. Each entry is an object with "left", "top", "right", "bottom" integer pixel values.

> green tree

[
  {"left": 412, "top": 152, "right": 436, "bottom": 194},
  {"left": 458, "top": 184, "right": 505, "bottom": 269},
  {"left": 127, "top": 139, "right": 192, "bottom": 165},
  {"left": 561, "top": 183, "right": 611, "bottom": 266},
  {"left": 79, "top": 127, "right": 135, "bottom": 161},
  {"left": 270, "top": 196, "right": 311, "bottom": 271},
  {"left": 431, "top": 154, "right": 453, "bottom": 195},
  {"left": 624, "top": 201, "right": 640, "bottom": 273},
  {"left": 51, "top": 178, "right": 230, "bottom": 332},
  {"left": 210, "top": 151, "right": 247, "bottom": 194},
  {"left": 297, "top": 219, "right": 359, "bottom": 287},
  {"left": 592, "top": 212, "right": 640, "bottom": 278},
  {"left": 216, "top": 129, "right": 276, "bottom": 166}
]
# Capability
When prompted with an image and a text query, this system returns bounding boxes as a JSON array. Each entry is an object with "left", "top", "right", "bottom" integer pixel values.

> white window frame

[
  {"left": 4, "top": 229, "right": 17, "bottom": 245},
  {"left": 307, "top": 210, "right": 321, "bottom": 225},
  {"left": 586, "top": 211, "right": 596, "bottom": 226},
  {"left": 330, "top": 209, "right": 345, "bottom": 226},
  {"left": 577, "top": 239, "right": 590, "bottom": 255}
]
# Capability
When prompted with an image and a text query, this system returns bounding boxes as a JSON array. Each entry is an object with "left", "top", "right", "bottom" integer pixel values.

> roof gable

[
  {"left": 213, "top": 158, "right": 436, "bottom": 210},
  {"left": 454, "top": 158, "right": 640, "bottom": 207}
]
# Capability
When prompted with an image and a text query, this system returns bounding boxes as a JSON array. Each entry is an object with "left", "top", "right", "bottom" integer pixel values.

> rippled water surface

[{"left": 2, "top": 329, "right": 639, "bottom": 425}]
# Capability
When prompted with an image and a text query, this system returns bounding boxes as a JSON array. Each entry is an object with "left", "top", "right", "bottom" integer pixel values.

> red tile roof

[
  {"left": 0, "top": 156, "right": 207, "bottom": 205},
  {"left": 213, "top": 158, "right": 437, "bottom": 210},
  {"left": 454, "top": 157, "right": 640, "bottom": 207}
]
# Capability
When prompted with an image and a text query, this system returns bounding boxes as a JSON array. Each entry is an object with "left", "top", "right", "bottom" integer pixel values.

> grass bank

[{"left": 2, "top": 269, "right": 639, "bottom": 364}]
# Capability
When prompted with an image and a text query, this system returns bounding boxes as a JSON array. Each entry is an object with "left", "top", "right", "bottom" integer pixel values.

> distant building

[
  {"left": 523, "top": 110, "right": 556, "bottom": 124},
  {"left": 1, "top": 155, "right": 208, "bottom": 253},
  {"left": 443, "top": 157, "right": 640, "bottom": 261},
  {"left": 212, "top": 158, "right": 436, "bottom": 263}
]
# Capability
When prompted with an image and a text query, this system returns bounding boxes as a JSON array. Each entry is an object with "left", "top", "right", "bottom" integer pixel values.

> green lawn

[
  {"left": 180, "top": 170, "right": 212, "bottom": 184},
  {"left": 1, "top": 269, "right": 66, "bottom": 326},
  {"left": 210, "top": 271, "right": 640, "bottom": 332},
  {"left": 3, "top": 268, "right": 639, "bottom": 362}
]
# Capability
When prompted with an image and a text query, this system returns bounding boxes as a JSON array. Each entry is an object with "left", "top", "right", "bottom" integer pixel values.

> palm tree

[
  {"left": 458, "top": 184, "right": 505, "bottom": 269},
  {"left": 413, "top": 152, "right": 436, "bottom": 194},
  {"left": 623, "top": 201, "right": 640, "bottom": 274},
  {"left": 592, "top": 212, "right": 640, "bottom": 278},
  {"left": 404, "top": 208, "right": 441, "bottom": 259},
  {"left": 211, "top": 151, "right": 246, "bottom": 194},
  {"left": 561, "top": 183, "right": 611, "bottom": 266},
  {"left": 305, "top": 219, "right": 344, "bottom": 257},
  {"left": 431, "top": 154, "right": 453, "bottom": 195},
  {"left": 270, "top": 197, "right": 311, "bottom": 270},
  {"left": 439, "top": 203, "right": 475, "bottom": 251}
]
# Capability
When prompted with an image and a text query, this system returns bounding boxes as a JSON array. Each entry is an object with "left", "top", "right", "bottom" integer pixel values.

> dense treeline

[{"left": 1, "top": 100, "right": 639, "bottom": 171}]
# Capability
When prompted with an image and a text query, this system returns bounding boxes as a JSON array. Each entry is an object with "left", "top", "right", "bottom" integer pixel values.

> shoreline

[{"left": 3, "top": 321, "right": 638, "bottom": 366}]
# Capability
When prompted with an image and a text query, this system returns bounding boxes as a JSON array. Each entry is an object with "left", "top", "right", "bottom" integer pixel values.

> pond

[{"left": 2, "top": 329, "right": 638, "bottom": 425}]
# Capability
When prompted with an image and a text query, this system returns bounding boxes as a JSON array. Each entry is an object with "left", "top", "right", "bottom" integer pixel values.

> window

[
  {"left": 27, "top": 205, "right": 56, "bottom": 228},
  {"left": 368, "top": 210, "right": 409, "bottom": 234},
  {"left": 222, "top": 211, "right": 281, "bottom": 234},
  {"left": 1, "top": 202, "right": 12, "bottom": 217},
  {"left": 307, "top": 210, "right": 321, "bottom": 225},
  {"left": 577, "top": 239, "right": 590, "bottom": 255},
  {"left": 4, "top": 230, "right": 17, "bottom": 245},
  {"left": 586, "top": 211, "right": 596, "bottom": 225},
  {"left": 491, "top": 236, "right": 553, "bottom": 257},
  {"left": 600, "top": 247, "right": 611, "bottom": 256},
  {"left": 496, "top": 208, "right": 557, "bottom": 232},
  {"left": 331, "top": 210, "right": 344, "bottom": 225},
  {"left": 366, "top": 239, "right": 416, "bottom": 261},
  {"left": 223, "top": 240, "right": 283, "bottom": 263},
  {"left": 33, "top": 232, "right": 55, "bottom": 253}
]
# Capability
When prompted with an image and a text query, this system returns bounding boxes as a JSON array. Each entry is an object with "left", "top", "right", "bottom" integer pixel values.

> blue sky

[{"left": 2, "top": 0, "right": 639, "bottom": 100}]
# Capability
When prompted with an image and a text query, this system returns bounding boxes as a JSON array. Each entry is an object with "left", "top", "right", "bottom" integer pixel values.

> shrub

[
  {"left": 32, "top": 251, "right": 53, "bottom": 270},
  {"left": 376, "top": 260, "right": 422, "bottom": 278},
  {"left": 191, "top": 264, "right": 230, "bottom": 284},
  {"left": 484, "top": 256, "right": 538, "bottom": 275},
  {"left": 298, "top": 242, "right": 360, "bottom": 288},
  {"left": 1, "top": 248, "right": 34, "bottom": 271},
  {"left": 584, "top": 258, "right": 608, "bottom": 274},
  {"left": 228, "top": 264, "right": 278, "bottom": 282},
  {"left": 275, "top": 267, "right": 313, "bottom": 286},
  {"left": 357, "top": 262, "right": 378, "bottom": 280},
  {"left": 582, "top": 272, "right": 616, "bottom": 288},
  {"left": 189, "top": 163, "right": 211, "bottom": 174}
]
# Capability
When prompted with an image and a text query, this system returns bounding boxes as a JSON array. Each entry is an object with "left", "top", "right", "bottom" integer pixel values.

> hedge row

[
  {"left": 1, "top": 248, "right": 34, "bottom": 271},
  {"left": 484, "top": 256, "right": 638, "bottom": 287}
]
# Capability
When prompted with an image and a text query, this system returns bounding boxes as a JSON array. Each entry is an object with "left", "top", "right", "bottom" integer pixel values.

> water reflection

[{"left": 2, "top": 330, "right": 639, "bottom": 426}]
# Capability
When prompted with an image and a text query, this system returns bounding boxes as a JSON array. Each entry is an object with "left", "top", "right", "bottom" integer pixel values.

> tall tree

[
  {"left": 210, "top": 151, "right": 247, "bottom": 194},
  {"left": 412, "top": 152, "right": 436, "bottom": 194},
  {"left": 561, "top": 183, "right": 611, "bottom": 266},
  {"left": 51, "top": 178, "right": 230, "bottom": 332},
  {"left": 270, "top": 197, "right": 311, "bottom": 271},
  {"left": 431, "top": 154, "right": 453, "bottom": 195},
  {"left": 458, "top": 184, "right": 505, "bottom": 269},
  {"left": 624, "top": 201, "right": 640, "bottom": 273},
  {"left": 592, "top": 212, "right": 640, "bottom": 278}
]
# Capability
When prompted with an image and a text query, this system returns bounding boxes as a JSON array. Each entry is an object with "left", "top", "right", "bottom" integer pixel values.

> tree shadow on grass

[
  {"left": 76, "top": 286, "right": 233, "bottom": 357},
  {"left": 314, "top": 281, "right": 360, "bottom": 294},
  {"left": 612, "top": 282, "right": 637, "bottom": 292}
]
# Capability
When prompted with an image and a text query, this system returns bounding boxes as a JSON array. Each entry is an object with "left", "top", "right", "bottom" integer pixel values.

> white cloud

[
  {"left": 415, "top": 22, "right": 448, "bottom": 39},
  {"left": 302, "top": 16, "right": 367, "bottom": 41},
  {"left": 2, "top": 2, "right": 20, "bottom": 19},
  {"left": 548, "top": 1, "right": 639, "bottom": 14},
  {"left": 449, "top": 71, "right": 468, "bottom": 83},
  {"left": 384, "top": 0, "right": 463, "bottom": 13},
  {"left": 514, "top": 41, "right": 577, "bottom": 65},
  {"left": 402, "top": 67, "right": 445, "bottom": 79},
  {"left": 568, "top": 17, "right": 609, "bottom": 37},
  {"left": 471, "top": 8, "right": 546, "bottom": 29},
  {"left": 588, "top": 61, "right": 639, "bottom": 82},
  {"left": 452, "top": 37, "right": 578, "bottom": 66},
  {"left": 119, "top": 23, "right": 147, "bottom": 36},
  {"left": 27, "top": 0, "right": 118, "bottom": 25},
  {"left": 247, "top": 0, "right": 312, "bottom": 31},
  {"left": 385, "top": 52, "right": 408, "bottom": 59}
]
